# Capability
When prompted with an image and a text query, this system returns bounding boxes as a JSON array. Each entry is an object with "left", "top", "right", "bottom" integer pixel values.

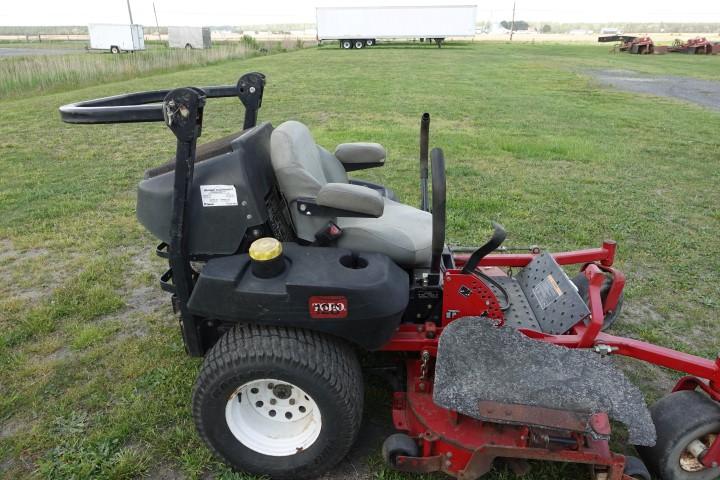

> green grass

[
  {"left": 0, "top": 37, "right": 300, "bottom": 100},
  {"left": 0, "top": 41, "right": 718, "bottom": 479}
]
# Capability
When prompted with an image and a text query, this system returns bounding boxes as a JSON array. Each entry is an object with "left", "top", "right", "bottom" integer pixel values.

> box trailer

[
  {"left": 316, "top": 5, "right": 477, "bottom": 49},
  {"left": 88, "top": 24, "right": 145, "bottom": 53},
  {"left": 168, "top": 26, "right": 212, "bottom": 49}
]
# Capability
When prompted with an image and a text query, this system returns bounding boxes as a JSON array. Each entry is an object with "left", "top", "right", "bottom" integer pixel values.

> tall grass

[{"left": 0, "top": 39, "right": 296, "bottom": 99}]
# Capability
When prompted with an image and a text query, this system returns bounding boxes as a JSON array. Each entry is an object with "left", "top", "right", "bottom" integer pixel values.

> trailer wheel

[
  {"left": 637, "top": 390, "right": 720, "bottom": 480},
  {"left": 110, "top": 46, "right": 120, "bottom": 54},
  {"left": 192, "top": 325, "right": 363, "bottom": 480},
  {"left": 624, "top": 456, "right": 651, "bottom": 480},
  {"left": 341, "top": 40, "right": 352, "bottom": 49},
  {"left": 571, "top": 272, "right": 623, "bottom": 331},
  {"left": 366, "top": 39, "right": 375, "bottom": 46},
  {"left": 382, "top": 433, "right": 420, "bottom": 467},
  {"left": 354, "top": 40, "right": 365, "bottom": 49}
]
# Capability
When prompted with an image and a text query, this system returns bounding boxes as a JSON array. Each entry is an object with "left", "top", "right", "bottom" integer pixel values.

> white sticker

[
  {"left": 200, "top": 185, "right": 238, "bottom": 207},
  {"left": 532, "top": 274, "right": 564, "bottom": 310}
]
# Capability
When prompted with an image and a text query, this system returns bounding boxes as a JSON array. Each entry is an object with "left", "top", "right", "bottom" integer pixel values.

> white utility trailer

[
  {"left": 88, "top": 24, "right": 145, "bottom": 53},
  {"left": 316, "top": 5, "right": 477, "bottom": 49},
  {"left": 168, "top": 26, "right": 212, "bottom": 49}
]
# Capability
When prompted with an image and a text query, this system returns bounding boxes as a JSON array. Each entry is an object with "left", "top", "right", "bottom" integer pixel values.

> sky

[{"left": 1, "top": 0, "right": 719, "bottom": 26}]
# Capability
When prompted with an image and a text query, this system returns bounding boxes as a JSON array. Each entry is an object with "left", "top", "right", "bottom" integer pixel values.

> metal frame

[{"left": 381, "top": 243, "right": 720, "bottom": 477}]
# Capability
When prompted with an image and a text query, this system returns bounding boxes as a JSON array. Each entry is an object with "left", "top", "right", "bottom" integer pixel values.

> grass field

[
  {"left": 0, "top": 41, "right": 719, "bottom": 479},
  {"left": 0, "top": 38, "right": 303, "bottom": 100}
]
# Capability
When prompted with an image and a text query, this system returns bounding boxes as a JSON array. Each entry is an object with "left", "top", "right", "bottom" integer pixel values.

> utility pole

[
  {"left": 509, "top": 1, "right": 516, "bottom": 41},
  {"left": 126, "top": 0, "right": 134, "bottom": 24},
  {"left": 153, "top": 2, "right": 162, "bottom": 41}
]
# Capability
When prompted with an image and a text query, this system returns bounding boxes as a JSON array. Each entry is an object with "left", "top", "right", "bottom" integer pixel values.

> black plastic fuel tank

[{"left": 187, "top": 243, "right": 410, "bottom": 350}]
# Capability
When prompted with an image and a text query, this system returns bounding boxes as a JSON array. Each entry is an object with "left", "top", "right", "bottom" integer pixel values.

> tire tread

[{"left": 192, "top": 324, "right": 363, "bottom": 480}]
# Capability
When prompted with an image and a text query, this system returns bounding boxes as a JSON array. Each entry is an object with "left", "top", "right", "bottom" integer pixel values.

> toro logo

[{"left": 309, "top": 296, "right": 348, "bottom": 319}]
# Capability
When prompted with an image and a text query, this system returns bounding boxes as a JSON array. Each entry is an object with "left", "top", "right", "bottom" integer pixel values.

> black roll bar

[{"left": 58, "top": 72, "right": 267, "bottom": 356}]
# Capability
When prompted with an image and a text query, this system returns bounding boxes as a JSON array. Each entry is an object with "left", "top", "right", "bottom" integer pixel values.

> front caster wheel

[
  {"left": 624, "top": 456, "right": 651, "bottom": 480},
  {"left": 192, "top": 325, "right": 363, "bottom": 480},
  {"left": 637, "top": 390, "right": 720, "bottom": 480},
  {"left": 382, "top": 433, "right": 420, "bottom": 467}
]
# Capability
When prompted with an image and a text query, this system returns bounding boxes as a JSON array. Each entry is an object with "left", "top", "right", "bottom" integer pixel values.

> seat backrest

[{"left": 270, "top": 120, "right": 348, "bottom": 240}]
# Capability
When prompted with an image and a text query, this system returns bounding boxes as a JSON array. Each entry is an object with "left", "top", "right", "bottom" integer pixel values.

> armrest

[
  {"left": 296, "top": 183, "right": 384, "bottom": 218},
  {"left": 334, "top": 142, "right": 386, "bottom": 171}
]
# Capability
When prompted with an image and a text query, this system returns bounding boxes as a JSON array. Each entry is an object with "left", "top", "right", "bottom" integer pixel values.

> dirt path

[{"left": 589, "top": 69, "right": 720, "bottom": 111}]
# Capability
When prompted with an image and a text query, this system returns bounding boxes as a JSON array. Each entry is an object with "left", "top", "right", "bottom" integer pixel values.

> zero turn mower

[{"left": 59, "top": 72, "right": 720, "bottom": 480}]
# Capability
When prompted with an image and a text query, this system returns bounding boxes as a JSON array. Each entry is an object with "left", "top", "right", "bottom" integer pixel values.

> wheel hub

[
  {"left": 679, "top": 433, "right": 717, "bottom": 472},
  {"left": 225, "top": 378, "right": 321, "bottom": 456}
]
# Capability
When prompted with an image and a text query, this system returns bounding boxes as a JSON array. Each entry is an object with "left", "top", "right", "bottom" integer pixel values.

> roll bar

[
  {"left": 58, "top": 72, "right": 266, "bottom": 356},
  {"left": 59, "top": 72, "right": 265, "bottom": 130}
]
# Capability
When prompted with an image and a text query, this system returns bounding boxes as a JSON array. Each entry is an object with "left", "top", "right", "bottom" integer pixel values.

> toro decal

[{"left": 309, "top": 296, "right": 348, "bottom": 319}]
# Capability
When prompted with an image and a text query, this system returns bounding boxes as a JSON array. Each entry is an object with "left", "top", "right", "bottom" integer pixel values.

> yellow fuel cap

[{"left": 249, "top": 237, "right": 283, "bottom": 261}]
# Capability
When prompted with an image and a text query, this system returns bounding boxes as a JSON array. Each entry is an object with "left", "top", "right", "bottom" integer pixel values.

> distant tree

[
  {"left": 542, "top": 24, "right": 552, "bottom": 33},
  {"left": 500, "top": 20, "right": 529, "bottom": 31}
]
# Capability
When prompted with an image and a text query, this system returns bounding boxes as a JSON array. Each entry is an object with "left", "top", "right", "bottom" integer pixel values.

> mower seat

[{"left": 270, "top": 121, "right": 433, "bottom": 268}]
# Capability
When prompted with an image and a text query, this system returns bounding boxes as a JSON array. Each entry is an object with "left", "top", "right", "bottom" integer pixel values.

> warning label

[
  {"left": 200, "top": 185, "right": 238, "bottom": 207},
  {"left": 532, "top": 274, "right": 564, "bottom": 309}
]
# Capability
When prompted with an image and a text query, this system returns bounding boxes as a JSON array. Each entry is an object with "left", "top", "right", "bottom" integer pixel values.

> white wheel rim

[
  {"left": 355, "top": 41, "right": 363, "bottom": 48},
  {"left": 225, "top": 378, "right": 322, "bottom": 456},
  {"left": 343, "top": 41, "right": 350, "bottom": 48}
]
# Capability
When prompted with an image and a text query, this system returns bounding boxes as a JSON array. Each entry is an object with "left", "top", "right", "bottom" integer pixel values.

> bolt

[
  {"left": 289, "top": 398, "right": 296, "bottom": 405},
  {"left": 268, "top": 383, "right": 274, "bottom": 389},
  {"left": 270, "top": 398, "right": 277, "bottom": 405},
  {"left": 249, "top": 86, "right": 256, "bottom": 93},
  {"left": 246, "top": 214, "right": 252, "bottom": 220},
  {"left": 446, "top": 452, "right": 453, "bottom": 458},
  {"left": 419, "top": 382, "right": 426, "bottom": 391}
]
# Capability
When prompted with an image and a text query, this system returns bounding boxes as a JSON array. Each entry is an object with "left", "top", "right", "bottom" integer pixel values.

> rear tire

[
  {"left": 185, "top": 43, "right": 193, "bottom": 49},
  {"left": 637, "top": 390, "right": 720, "bottom": 480},
  {"left": 354, "top": 40, "right": 365, "bottom": 49},
  {"left": 110, "top": 46, "right": 120, "bottom": 54},
  {"left": 192, "top": 325, "right": 364, "bottom": 480},
  {"left": 366, "top": 39, "right": 375, "bottom": 46},
  {"left": 341, "top": 40, "right": 352, "bottom": 49}
]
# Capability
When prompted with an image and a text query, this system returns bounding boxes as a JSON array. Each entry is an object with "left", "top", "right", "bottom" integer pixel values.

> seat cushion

[{"left": 336, "top": 199, "right": 433, "bottom": 268}]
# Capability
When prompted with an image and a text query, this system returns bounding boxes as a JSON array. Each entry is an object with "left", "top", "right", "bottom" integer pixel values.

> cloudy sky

[{"left": 2, "top": 0, "right": 719, "bottom": 26}]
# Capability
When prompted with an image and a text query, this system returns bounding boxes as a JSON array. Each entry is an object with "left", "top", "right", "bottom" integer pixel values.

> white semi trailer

[
  {"left": 316, "top": 5, "right": 477, "bottom": 49},
  {"left": 88, "top": 24, "right": 145, "bottom": 53},
  {"left": 168, "top": 26, "right": 212, "bottom": 49}
]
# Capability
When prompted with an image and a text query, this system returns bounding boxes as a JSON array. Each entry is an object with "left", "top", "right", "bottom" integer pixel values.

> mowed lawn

[{"left": 0, "top": 42, "right": 718, "bottom": 479}]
